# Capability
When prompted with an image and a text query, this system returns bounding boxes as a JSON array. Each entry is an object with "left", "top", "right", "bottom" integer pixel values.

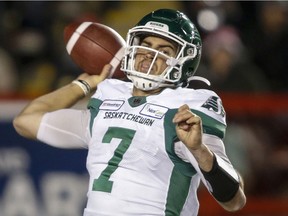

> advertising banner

[{"left": 0, "top": 122, "right": 88, "bottom": 216}]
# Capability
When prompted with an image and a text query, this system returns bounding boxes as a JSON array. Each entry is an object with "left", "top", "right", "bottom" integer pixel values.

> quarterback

[{"left": 14, "top": 9, "right": 246, "bottom": 215}]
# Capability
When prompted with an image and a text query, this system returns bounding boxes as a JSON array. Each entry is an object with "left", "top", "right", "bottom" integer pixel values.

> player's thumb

[{"left": 100, "top": 64, "right": 113, "bottom": 80}]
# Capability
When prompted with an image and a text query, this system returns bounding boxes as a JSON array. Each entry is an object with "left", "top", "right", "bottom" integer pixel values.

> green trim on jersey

[
  {"left": 163, "top": 108, "right": 226, "bottom": 214},
  {"left": 164, "top": 109, "right": 197, "bottom": 177},
  {"left": 163, "top": 108, "right": 226, "bottom": 176},
  {"left": 164, "top": 109, "right": 195, "bottom": 214},
  {"left": 87, "top": 98, "right": 102, "bottom": 134},
  {"left": 190, "top": 109, "right": 226, "bottom": 139},
  {"left": 165, "top": 167, "right": 192, "bottom": 215}
]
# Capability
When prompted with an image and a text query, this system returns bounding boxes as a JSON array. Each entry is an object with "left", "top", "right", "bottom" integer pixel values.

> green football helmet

[{"left": 121, "top": 9, "right": 204, "bottom": 91}]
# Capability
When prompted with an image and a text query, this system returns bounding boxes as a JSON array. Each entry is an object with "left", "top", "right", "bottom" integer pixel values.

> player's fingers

[
  {"left": 173, "top": 105, "right": 192, "bottom": 122},
  {"left": 173, "top": 109, "right": 199, "bottom": 124},
  {"left": 178, "top": 104, "right": 190, "bottom": 112},
  {"left": 74, "top": 65, "right": 111, "bottom": 91},
  {"left": 76, "top": 72, "right": 90, "bottom": 80},
  {"left": 186, "top": 114, "right": 201, "bottom": 125},
  {"left": 173, "top": 110, "right": 190, "bottom": 123}
]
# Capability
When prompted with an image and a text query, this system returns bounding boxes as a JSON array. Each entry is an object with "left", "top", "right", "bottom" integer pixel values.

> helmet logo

[{"left": 145, "top": 21, "right": 169, "bottom": 31}]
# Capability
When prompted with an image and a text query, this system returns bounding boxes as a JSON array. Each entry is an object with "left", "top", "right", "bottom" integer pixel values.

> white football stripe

[
  {"left": 66, "top": 22, "right": 93, "bottom": 54},
  {"left": 108, "top": 46, "right": 125, "bottom": 78}
]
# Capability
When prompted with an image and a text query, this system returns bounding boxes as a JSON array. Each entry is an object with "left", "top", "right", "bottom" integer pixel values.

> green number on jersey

[{"left": 92, "top": 127, "right": 136, "bottom": 193}]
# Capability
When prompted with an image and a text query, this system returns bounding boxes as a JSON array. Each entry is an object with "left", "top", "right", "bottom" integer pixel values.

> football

[{"left": 64, "top": 21, "right": 126, "bottom": 79}]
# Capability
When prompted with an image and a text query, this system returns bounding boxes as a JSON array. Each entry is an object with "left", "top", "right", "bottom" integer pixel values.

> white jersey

[{"left": 38, "top": 79, "right": 230, "bottom": 216}]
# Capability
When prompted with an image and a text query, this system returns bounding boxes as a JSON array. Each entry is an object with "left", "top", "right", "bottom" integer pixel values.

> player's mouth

[{"left": 140, "top": 60, "right": 154, "bottom": 73}]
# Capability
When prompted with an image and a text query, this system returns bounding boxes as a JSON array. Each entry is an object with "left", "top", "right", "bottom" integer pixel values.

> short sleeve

[{"left": 37, "top": 109, "right": 91, "bottom": 149}]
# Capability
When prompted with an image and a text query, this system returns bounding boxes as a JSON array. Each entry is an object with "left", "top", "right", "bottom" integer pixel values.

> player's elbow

[
  {"left": 13, "top": 115, "right": 38, "bottom": 140},
  {"left": 13, "top": 115, "right": 27, "bottom": 137},
  {"left": 224, "top": 198, "right": 246, "bottom": 212},
  {"left": 220, "top": 188, "right": 246, "bottom": 212}
]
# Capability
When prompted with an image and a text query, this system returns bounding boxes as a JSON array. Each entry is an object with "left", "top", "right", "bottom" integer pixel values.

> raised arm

[
  {"left": 172, "top": 104, "right": 246, "bottom": 212},
  {"left": 13, "top": 64, "right": 112, "bottom": 140}
]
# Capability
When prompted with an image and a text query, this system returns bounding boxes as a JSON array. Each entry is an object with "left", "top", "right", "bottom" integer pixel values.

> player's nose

[{"left": 144, "top": 50, "right": 155, "bottom": 59}]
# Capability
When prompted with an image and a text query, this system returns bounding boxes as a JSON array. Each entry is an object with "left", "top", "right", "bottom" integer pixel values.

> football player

[{"left": 14, "top": 9, "right": 246, "bottom": 216}]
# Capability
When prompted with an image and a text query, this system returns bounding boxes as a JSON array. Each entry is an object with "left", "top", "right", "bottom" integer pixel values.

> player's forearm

[
  {"left": 20, "top": 82, "right": 86, "bottom": 116},
  {"left": 189, "top": 143, "right": 214, "bottom": 172},
  {"left": 13, "top": 82, "right": 85, "bottom": 139},
  {"left": 190, "top": 145, "right": 246, "bottom": 211},
  {"left": 32, "top": 82, "right": 86, "bottom": 111}
]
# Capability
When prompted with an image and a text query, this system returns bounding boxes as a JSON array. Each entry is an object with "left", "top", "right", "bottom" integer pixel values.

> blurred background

[{"left": 1, "top": 1, "right": 288, "bottom": 215}]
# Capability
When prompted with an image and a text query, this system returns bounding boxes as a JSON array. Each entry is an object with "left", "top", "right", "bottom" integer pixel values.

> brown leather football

[{"left": 64, "top": 21, "right": 126, "bottom": 78}]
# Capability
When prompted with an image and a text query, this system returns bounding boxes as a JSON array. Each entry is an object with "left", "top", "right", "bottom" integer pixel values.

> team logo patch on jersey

[
  {"left": 99, "top": 100, "right": 124, "bottom": 111},
  {"left": 201, "top": 96, "right": 225, "bottom": 117},
  {"left": 140, "top": 103, "right": 168, "bottom": 119}
]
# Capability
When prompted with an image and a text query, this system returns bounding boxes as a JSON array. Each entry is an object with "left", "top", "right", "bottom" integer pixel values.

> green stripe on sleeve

[
  {"left": 191, "top": 109, "right": 226, "bottom": 139},
  {"left": 87, "top": 98, "right": 103, "bottom": 135},
  {"left": 164, "top": 109, "right": 197, "bottom": 177}
]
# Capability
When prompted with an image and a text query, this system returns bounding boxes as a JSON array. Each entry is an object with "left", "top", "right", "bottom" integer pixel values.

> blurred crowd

[
  {"left": 1, "top": 1, "right": 288, "bottom": 198},
  {"left": 0, "top": 1, "right": 288, "bottom": 97},
  {"left": 184, "top": 1, "right": 288, "bottom": 93}
]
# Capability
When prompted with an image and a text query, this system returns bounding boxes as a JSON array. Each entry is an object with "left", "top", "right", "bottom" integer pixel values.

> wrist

[
  {"left": 72, "top": 79, "right": 91, "bottom": 96},
  {"left": 200, "top": 154, "right": 240, "bottom": 202},
  {"left": 189, "top": 144, "right": 214, "bottom": 172}
]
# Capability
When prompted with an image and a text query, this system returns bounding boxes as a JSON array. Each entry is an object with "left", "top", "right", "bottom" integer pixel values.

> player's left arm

[{"left": 173, "top": 104, "right": 246, "bottom": 212}]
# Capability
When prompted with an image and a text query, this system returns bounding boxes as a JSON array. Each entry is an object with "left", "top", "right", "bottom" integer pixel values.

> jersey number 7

[{"left": 92, "top": 127, "right": 136, "bottom": 193}]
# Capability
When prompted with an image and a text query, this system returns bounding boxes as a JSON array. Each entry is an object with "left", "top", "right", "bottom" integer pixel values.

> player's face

[{"left": 134, "top": 36, "right": 178, "bottom": 75}]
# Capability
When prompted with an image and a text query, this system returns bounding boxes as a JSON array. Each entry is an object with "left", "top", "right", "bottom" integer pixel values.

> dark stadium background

[{"left": 1, "top": 1, "right": 288, "bottom": 215}]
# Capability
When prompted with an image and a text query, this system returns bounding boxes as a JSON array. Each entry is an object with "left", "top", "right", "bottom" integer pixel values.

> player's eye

[
  {"left": 159, "top": 48, "right": 175, "bottom": 57},
  {"left": 160, "top": 49, "right": 170, "bottom": 55},
  {"left": 136, "top": 47, "right": 147, "bottom": 54},
  {"left": 140, "top": 41, "right": 150, "bottom": 47}
]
